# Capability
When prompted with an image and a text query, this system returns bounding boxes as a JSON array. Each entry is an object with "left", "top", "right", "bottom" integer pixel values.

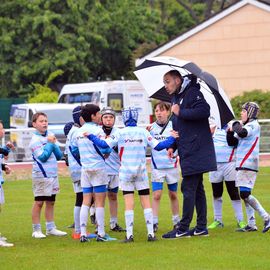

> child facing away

[
  {"left": 149, "top": 102, "right": 180, "bottom": 233},
  {"left": 29, "top": 112, "right": 67, "bottom": 238},
  {"left": 227, "top": 102, "right": 270, "bottom": 233},
  {"left": 0, "top": 120, "right": 15, "bottom": 247},
  {"left": 85, "top": 107, "right": 177, "bottom": 242}
]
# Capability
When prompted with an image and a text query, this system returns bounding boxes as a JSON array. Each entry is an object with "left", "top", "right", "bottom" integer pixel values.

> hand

[
  {"left": 171, "top": 104, "right": 180, "bottom": 116},
  {"left": 170, "top": 130, "right": 179, "bottom": 138},
  {"left": 47, "top": 135, "right": 56, "bottom": 143},
  {"left": 5, "top": 165, "right": 11, "bottom": 175},
  {"left": 6, "top": 141, "right": 15, "bottom": 150},
  {"left": 146, "top": 125, "right": 152, "bottom": 132},
  {"left": 167, "top": 148, "right": 174, "bottom": 159},
  {"left": 83, "top": 132, "right": 90, "bottom": 137},
  {"left": 104, "top": 153, "right": 110, "bottom": 159}
]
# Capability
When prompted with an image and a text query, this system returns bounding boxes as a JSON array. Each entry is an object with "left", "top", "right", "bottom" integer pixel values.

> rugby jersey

[
  {"left": 150, "top": 121, "right": 178, "bottom": 169},
  {"left": 29, "top": 131, "right": 58, "bottom": 178},
  {"left": 235, "top": 120, "right": 260, "bottom": 171},
  {"left": 213, "top": 128, "right": 235, "bottom": 163},
  {"left": 71, "top": 122, "right": 106, "bottom": 171}
]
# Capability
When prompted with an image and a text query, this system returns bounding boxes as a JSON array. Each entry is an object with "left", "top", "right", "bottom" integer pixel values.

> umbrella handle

[{"left": 160, "top": 114, "right": 173, "bottom": 135}]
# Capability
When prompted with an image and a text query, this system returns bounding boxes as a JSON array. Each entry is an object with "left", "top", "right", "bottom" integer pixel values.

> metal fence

[{"left": 2, "top": 120, "right": 270, "bottom": 163}]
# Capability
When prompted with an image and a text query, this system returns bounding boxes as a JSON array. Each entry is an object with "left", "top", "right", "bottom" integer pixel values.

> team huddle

[{"left": 0, "top": 98, "right": 270, "bottom": 247}]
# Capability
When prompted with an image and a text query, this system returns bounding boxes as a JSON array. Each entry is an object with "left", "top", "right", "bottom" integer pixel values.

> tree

[
  {"left": 0, "top": 0, "right": 166, "bottom": 97},
  {"left": 231, "top": 90, "right": 270, "bottom": 119},
  {"left": 28, "top": 70, "right": 63, "bottom": 103}
]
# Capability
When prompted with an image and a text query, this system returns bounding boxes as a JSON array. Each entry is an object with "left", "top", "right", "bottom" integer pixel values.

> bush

[{"left": 230, "top": 90, "right": 270, "bottom": 119}]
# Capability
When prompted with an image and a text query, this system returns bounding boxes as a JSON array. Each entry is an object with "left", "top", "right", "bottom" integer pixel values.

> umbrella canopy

[{"left": 134, "top": 56, "right": 234, "bottom": 128}]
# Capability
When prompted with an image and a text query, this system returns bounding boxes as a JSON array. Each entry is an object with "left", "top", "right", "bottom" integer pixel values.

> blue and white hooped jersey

[
  {"left": 29, "top": 131, "right": 58, "bottom": 179},
  {"left": 71, "top": 122, "right": 106, "bottom": 171},
  {"left": 106, "top": 126, "right": 159, "bottom": 181},
  {"left": 235, "top": 120, "right": 260, "bottom": 171},
  {"left": 213, "top": 128, "right": 235, "bottom": 163},
  {"left": 103, "top": 127, "right": 120, "bottom": 176},
  {"left": 65, "top": 125, "right": 81, "bottom": 181},
  {"left": 150, "top": 121, "right": 178, "bottom": 169}
]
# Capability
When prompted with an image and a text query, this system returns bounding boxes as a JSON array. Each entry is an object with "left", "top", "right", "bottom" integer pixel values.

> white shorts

[
  {"left": 209, "top": 162, "right": 236, "bottom": 183},
  {"left": 120, "top": 180, "right": 149, "bottom": 192},
  {"left": 0, "top": 186, "right": 4, "bottom": 205},
  {"left": 81, "top": 168, "right": 108, "bottom": 188},
  {"left": 73, "top": 181, "right": 82, "bottom": 194},
  {"left": 151, "top": 167, "right": 179, "bottom": 184},
  {"left": 236, "top": 170, "right": 257, "bottom": 189},
  {"left": 70, "top": 170, "right": 81, "bottom": 183},
  {"left": 108, "top": 175, "right": 119, "bottom": 190},
  {"left": 32, "top": 177, "right": 60, "bottom": 197}
]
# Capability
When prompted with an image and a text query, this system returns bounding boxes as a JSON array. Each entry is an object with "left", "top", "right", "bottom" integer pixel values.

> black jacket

[{"left": 172, "top": 80, "right": 217, "bottom": 176}]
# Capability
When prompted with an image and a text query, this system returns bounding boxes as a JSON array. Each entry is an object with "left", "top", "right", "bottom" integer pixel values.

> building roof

[{"left": 136, "top": 0, "right": 270, "bottom": 66}]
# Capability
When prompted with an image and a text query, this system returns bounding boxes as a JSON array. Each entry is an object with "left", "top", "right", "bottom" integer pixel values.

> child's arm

[
  {"left": 53, "top": 144, "right": 63, "bottom": 161},
  {"left": 232, "top": 121, "right": 248, "bottom": 138},
  {"left": 226, "top": 130, "right": 239, "bottom": 147},
  {"left": 154, "top": 136, "right": 176, "bottom": 151},
  {"left": 37, "top": 142, "right": 55, "bottom": 162},
  {"left": 0, "top": 146, "right": 10, "bottom": 156},
  {"left": 85, "top": 133, "right": 116, "bottom": 150}
]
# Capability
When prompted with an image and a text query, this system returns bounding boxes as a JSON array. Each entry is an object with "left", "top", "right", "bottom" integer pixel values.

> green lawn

[{"left": 1, "top": 167, "right": 270, "bottom": 270}]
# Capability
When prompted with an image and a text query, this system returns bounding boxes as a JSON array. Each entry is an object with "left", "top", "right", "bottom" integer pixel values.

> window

[
  {"left": 107, "top": 93, "right": 123, "bottom": 112},
  {"left": 59, "top": 92, "right": 101, "bottom": 104}
]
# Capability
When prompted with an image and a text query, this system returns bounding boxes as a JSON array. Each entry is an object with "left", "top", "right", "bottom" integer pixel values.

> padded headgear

[
  {"left": 101, "top": 107, "right": 116, "bottom": 118},
  {"left": 72, "top": 106, "right": 82, "bottom": 125},
  {"left": 242, "top": 102, "right": 259, "bottom": 119},
  {"left": 122, "top": 107, "right": 138, "bottom": 126},
  {"left": 63, "top": 121, "right": 74, "bottom": 136}
]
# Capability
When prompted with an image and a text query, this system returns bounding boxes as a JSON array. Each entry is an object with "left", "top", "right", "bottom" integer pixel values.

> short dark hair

[
  {"left": 32, "top": 112, "right": 47, "bottom": 123},
  {"left": 164, "top": 70, "right": 183, "bottom": 80},
  {"left": 81, "top": 104, "right": 100, "bottom": 122},
  {"left": 154, "top": 101, "right": 171, "bottom": 111}
]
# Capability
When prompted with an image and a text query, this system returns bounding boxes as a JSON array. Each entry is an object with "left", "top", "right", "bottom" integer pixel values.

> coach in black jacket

[{"left": 162, "top": 70, "right": 216, "bottom": 239}]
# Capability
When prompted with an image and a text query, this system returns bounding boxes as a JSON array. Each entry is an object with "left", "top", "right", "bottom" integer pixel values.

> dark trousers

[{"left": 179, "top": 173, "right": 207, "bottom": 231}]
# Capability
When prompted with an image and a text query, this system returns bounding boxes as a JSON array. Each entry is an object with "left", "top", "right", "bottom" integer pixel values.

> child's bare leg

[
  {"left": 168, "top": 190, "right": 180, "bottom": 226},
  {"left": 152, "top": 190, "right": 162, "bottom": 226},
  {"left": 45, "top": 201, "right": 54, "bottom": 222},
  {"left": 32, "top": 201, "right": 44, "bottom": 224}
]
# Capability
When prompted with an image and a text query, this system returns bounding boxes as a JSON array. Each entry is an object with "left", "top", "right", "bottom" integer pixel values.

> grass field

[{"left": 1, "top": 167, "right": 270, "bottom": 270}]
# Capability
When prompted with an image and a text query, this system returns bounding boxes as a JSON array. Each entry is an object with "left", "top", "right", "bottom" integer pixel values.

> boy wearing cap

[
  {"left": 100, "top": 107, "right": 125, "bottom": 232},
  {"left": 227, "top": 102, "right": 270, "bottom": 233}
]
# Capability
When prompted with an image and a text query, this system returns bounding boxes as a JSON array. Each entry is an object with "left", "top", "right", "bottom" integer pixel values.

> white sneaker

[
  {"left": 0, "top": 235, "right": 7, "bottom": 241},
  {"left": 32, "top": 231, "right": 46, "bottom": 239},
  {"left": 46, "top": 228, "right": 67, "bottom": 236},
  {"left": 0, "top": 239, "right": 14, "bottom": 247}
]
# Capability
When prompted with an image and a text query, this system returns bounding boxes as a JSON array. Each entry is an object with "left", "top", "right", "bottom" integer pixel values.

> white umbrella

[{"left": 134, "top": 56, "right": 234, "bottom": 128}]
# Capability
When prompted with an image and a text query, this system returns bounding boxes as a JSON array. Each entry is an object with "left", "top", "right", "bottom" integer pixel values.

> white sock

[
  {"left": 80, "top": 205, "right": 89, "bottom": 236},
  {"left": 110, "top": 217, "right": 118, "bottom": 229},
  {"left": 231, "top": 200, "right": 244, "bottom": 222},
  {"left": 144, "top": 208, "right": 154, "bottom": 236},
  {"left": 125, "top": 210, "right": 134, "bottom": 238},
  {"left": 244, "top": 201, "right": 256, "bottom": 227},
  {"left": 213, "top": 197, "right": 223, "bottom": 222},
  {"left": 247, "top": 195, "right": 269, "bottom": 221},
  {"left": 74, "top": 206, "right": 81, "bottom": 233},
  {"left": 172, "top": 215, "right": 180, "bottom": 225},
  {"left": 46, "top": 221, "right": 55, "bottom": 231},
  {"left": 32, "top": 223, "right": 41, "bottom": 232},
  {"left": 153, "top": 216, "right": 158, "bottom": 225},
  {"left": 96, "top": 207, "right": 105, "bottom": 237}
]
